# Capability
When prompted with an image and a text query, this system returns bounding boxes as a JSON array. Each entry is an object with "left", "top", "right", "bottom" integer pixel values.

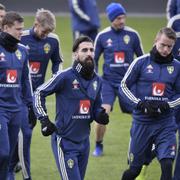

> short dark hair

[
  {"left": 0, "top": 3, "right": 5, "bottom": 11},
  {"left": 156, "top": 27, "right": 176, "bottom": 41},
  {"left": 2, "top": 11, "right": 23, "bottom": 28},
  {"left": 72, "top": 36, "right": 93, "bottom": 52}
]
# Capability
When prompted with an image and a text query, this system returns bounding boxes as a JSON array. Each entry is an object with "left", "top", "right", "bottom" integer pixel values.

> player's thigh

[
  {"left": 101, "top": 79, "right": 116, "bottom": 110},
  {"left": 129, "top": 122, "right": 153, "bottom": 167},
  {"left": 156, "top": 119, "right": 177, "bottom": 161}
]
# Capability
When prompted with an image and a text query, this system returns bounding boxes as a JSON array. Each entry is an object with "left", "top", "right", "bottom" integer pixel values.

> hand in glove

[
  {"left": 137, "top": 100, "right": 159, "bottom": 116},
  {"left": 40, "top": 116, "right": 57, "bottom": 136},
  {"left": 28, "top": 105, "right": 37, "bottom": 129},
  {"left": 95, "top": 108, "right": 109, "bottom": 125},
  {"left": 158, "top": 101, "right": 170, "bottom": 114}
]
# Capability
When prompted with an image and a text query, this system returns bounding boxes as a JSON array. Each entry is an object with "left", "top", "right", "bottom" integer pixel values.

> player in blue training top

[
  {"left": 68, "top": 0, "right": 100, "bottom": 41},
  {"left": 9, "top": 9, "right": 63, "bottom": 180},
  {"left": 0, "top": 12, "right": 33, "bottom": 180},
  {"left": 92, "top": 2, "right": 144, "bottom": 157},
  {"left": 33, "top": 36, "right": 109, "bottom": 180},
  {"left": 166, "top": 0, "right": 180, "bottom": 20},
  {"left": 120, "top": 27, "right": 180, "bottom": 180},
  {"left": 167, "top": 14, "right": 180, "bottom": 180}
]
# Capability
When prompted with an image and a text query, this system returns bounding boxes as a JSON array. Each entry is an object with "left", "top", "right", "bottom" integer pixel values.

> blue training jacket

[
  {"left": 68, "top": 0, "right": 100, "bottom": 32},
  {"left": 94, "top": 26, "right": 144, "bottom": 86},
  {"left": 21, "top": 28, "right": 63, "bottom": 91},
  {"left": 34, "top": 66, "right": 103, "bottom": 142},
  {"left": 120, "top": 53, "right": 180, "bottom": 123},
  {"left": 167, "top": 0, "right": 180, "bottom": 19},
  {"left": 0, "top": 43, "right": 32, "bottom": 112},
  {"left": 167, "top": 14, "right": 180, "bottom": 61}
]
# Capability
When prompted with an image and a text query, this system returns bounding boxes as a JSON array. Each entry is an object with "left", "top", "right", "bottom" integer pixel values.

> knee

[{"left": 121, "top": 166, "right": 142, "bottom": 180}]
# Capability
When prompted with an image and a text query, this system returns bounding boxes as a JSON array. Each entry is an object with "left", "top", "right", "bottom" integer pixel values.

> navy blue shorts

[
  {"left": 102, "top": 79, "right": 132, "bottom": 113},
  {"left": 128, "top": 118, "right": 177, "bottom": 167}
]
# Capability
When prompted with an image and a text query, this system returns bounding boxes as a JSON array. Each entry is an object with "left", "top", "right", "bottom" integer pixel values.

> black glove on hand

[
  {"left": 28, "top": 105, "right": 37, "bottom": 129},
  {"left": 137, "top": 100, "right": 159, "bottom": 116},
  {"left": 95, "top": 108, "right": 109, "bottom": 125},
  {"left": 158, "top": 101, "right": 170, "bottom": 113},
  {"left": 40, "top": 116, "right": 56, "bottom": 136}
]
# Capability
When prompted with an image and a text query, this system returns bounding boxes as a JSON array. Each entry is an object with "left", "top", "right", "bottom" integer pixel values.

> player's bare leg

[{"left": 93, "top": 104, "right": 111, "bottom": 157}]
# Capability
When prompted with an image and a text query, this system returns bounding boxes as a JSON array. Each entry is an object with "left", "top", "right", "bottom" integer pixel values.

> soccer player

[
  {"left": 92, "top": 2, "right": 144, "bottom": 157},
  {"left": 10, "top": 9, "right": 63, "bottom": 180},
  {"left": 167, "top": 14, "right": 180, "bottom": 180},
  {"left": 68, "top": 0, "right": 100, "bottom": 41},
  {"left": 0, "top": 11, "right": 33, "bottom": 180},
  {"left": 120, "top": 27, "right": 180, "bottom": 180},
  {"left": 0, "top": 3, "right": 6, "bottom": 30},
  {"left": 166, "top": 0, "right": 180, "bottom": 20},
  {"left": 33, "top": 36, "right": 109, "bottom": 180}
]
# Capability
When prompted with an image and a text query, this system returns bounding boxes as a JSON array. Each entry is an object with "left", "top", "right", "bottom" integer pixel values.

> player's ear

[{"left": 72, "top": 52, "right": 78, "bottom": 60}]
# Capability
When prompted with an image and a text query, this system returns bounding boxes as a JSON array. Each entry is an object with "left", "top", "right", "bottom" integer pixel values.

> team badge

[
  {"left": 123, "top": 35, "right": 130, "bottom": 44},
  {"left": 44, "top": 43, "right": 51, "bottom": 54},
  {"left": 93, "top": 81, "right": 97, "bottom": 91},
  {"left": 6, "top": 70, "right": 17, "bottom": 83},
  {"left": 72, "top": 79, "right": 80, "bottom": 89},
  {"left": 106, "top": 38, "right": 112, "bottom": 47},
  {"left": 152, "top": 82, "right": 165, "bottom": 96},
  {"left": 15, "top": 50, "right": 22, "bottom": 60},
  {"left": 167, "top": 66, "right": 174, "bottom": 74},
  {"left": 79, "top": 100, "right": 90, "bottom": 114},
  {"left": 67, "top": 159, "right": 74, "bottom": 169},
  {"left": 29, "top": 62, "right": 40, "bottom": 74},
  {"left": 0, "top": 52, "right": 5, "bottom": 61}
]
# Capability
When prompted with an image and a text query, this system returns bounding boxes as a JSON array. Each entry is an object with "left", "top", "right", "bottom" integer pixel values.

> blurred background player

[
  {"left": 92, "top": 2, "right": 144, "bottom": 157},
  {"left": 0, "top": 3, "right": 6, "bottom": 30},
  {"left": 68, "top": 0, "right": 100, "bottom": 41},
  {"left": 0, "top": 11, "right": 33, "bottom": 180},
  {"left": 166, "top": 0, "right": 180, "bottom": 20},
  {"left": 167, "top": 14, "right": 180, "bottom": 180},
  {"left": 33, "top": 36, "right": 109, "bottom": 180},
  {"left": 120, "top": 27, "right": 179, "bottom": 180},
  {"left": 10, "top": 8, "right": 63, "bottom": 180}
]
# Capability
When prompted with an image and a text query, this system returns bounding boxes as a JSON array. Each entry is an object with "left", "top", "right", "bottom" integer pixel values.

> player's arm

[
  {"left": 94, "top": 34, "right": 103, "bottom": 73},
  {"left": 134, "top": 32, "right": 144, "bottom": 57},
  {"left": 51, "top": 35, "right": 63, "bottom": 73},
  {"left": 71, "top": 0, "right": 90, "bottom": 22},
  {"left": 119, "top": 56, "right": 141, "bottom": 108},
  {"left": 166, "top": 0, "right": 177, "bottom": 20}
]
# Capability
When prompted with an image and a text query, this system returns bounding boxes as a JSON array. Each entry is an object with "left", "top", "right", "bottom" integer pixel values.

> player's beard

[{"left": 74, "top": 56, "right": 95, "bottom": 80}]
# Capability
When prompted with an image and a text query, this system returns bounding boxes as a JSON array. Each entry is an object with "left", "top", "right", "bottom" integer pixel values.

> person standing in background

[
  {"left": 167, "top": 14, "right": 180, "bottom": 180},
  {"left": 166, "top": 0, "right": 180, "bottom": 20},
  {"left": 9, "top": 8, "right": 63, "bottom": 180},
  {"left": 0, "top": 11, "right": 33, "bottom": 180},
  {"left": 92, "top": 2, "right": 144, "bottom": 157},
  {"left": 68, "top": 0, "right": 100, "bottom": 41}
]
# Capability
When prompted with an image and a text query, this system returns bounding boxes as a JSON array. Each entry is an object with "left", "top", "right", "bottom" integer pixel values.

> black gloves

[
  {"left": 28, "top": 105, "right": 37, "bottom": 129},
  {"left": 137, "top": 100, "right": 170, "bottom": 116},
  {"left": 40, "top": 116, "right": 56, "bottom": 136},
  {"left": 158, "top": 101, "right": 170, "bottom": 113},
  {"left": 95, "top": 108, "right": 109, "bottom": 125}
]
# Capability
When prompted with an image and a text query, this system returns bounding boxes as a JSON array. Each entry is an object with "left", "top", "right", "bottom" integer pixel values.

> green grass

[{"left": 16, "top": 16, "right": 166, "bottom": 180}]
